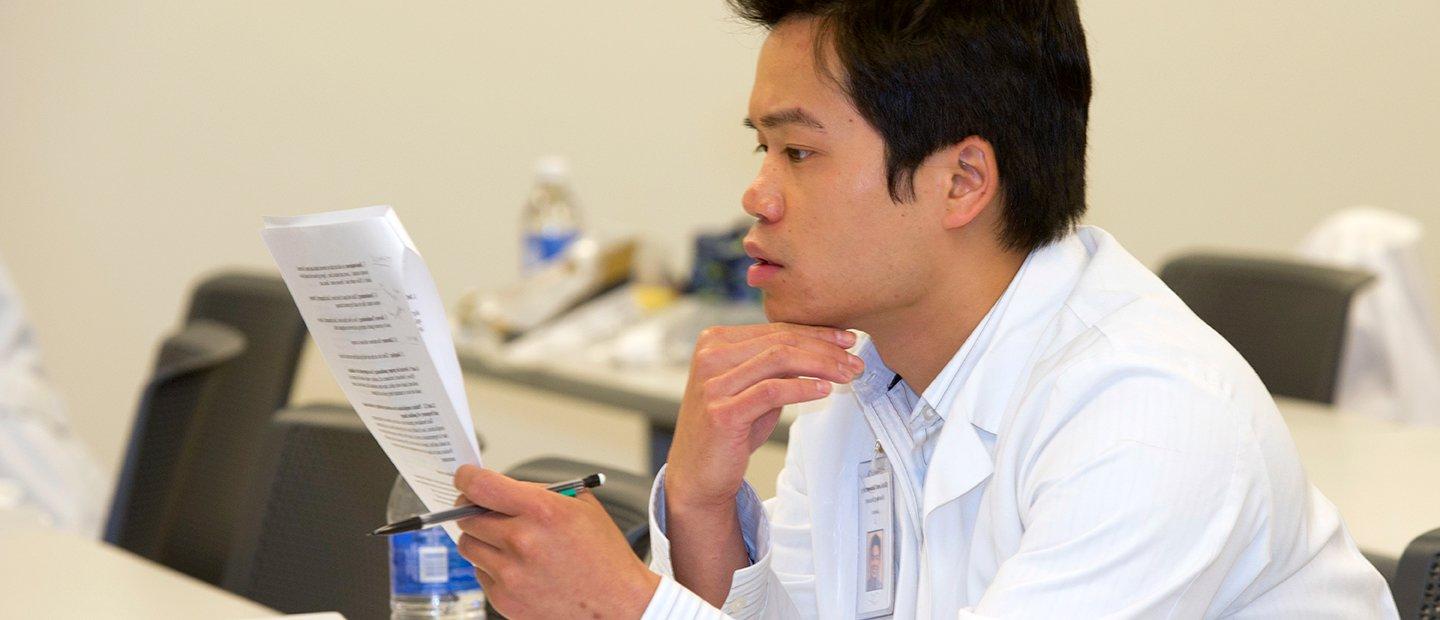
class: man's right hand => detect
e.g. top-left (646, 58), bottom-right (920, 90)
top-left (667, 323), bottom-right (861, 507)
top-left (662, 323), bottom-right (862, 605)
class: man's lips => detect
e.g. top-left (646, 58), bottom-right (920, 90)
top-left (744, 242), bottom-right (785, 286)
top-left (747, 260), bottom-right (783, 287)
top-left (743, 241), bottom-right (784, 268)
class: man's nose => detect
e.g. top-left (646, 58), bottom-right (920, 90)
top-left (741, 169), bottom-right (784, 224)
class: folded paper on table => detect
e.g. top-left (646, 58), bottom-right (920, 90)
top-left (261, 206), bottom-right (481, 539)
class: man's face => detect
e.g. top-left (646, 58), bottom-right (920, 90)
top-left (742, 17), bottom-right (948, 328)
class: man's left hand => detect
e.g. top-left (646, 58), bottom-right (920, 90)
top-left (452, 465), bottom-right (661, 619)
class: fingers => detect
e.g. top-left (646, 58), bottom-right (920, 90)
top-left (575, 489), bottom-right (602, 506)
top-left (573, 489), bottom-right (607, 518)
top-left (694, 330), bottom-right (862, 377)
top-left (453, 466), bottom-right (551, 517)
top-left (699, 323), bottom-right (855, 347)
top-left (712, 378), bottom-right (833, 425)
top-left (457, 532), bottom-right (505, 574)
top-left (455, 510), bottom-right (514, 548)
top-left (707, 343), bottom-right (863, 396)
top-left (454, 509), bottom-right (555, 571)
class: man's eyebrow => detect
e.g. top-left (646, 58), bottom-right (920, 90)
top-left (742, 108), bottom-right (826, 132)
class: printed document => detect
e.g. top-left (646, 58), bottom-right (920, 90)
top-left (262, 206), bottom-right (481, 536)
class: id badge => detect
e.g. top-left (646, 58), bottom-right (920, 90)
top-left (856, 447), bottom-right (896, 619)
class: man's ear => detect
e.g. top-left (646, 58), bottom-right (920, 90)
top-left (936, 136), bottom-right (1000, 231)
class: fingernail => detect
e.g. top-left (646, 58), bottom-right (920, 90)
top-left (847, 355), bottom-right (865, 374)
top-left (835, 330), bottom-right (856, 347)
top-left (815, 380), bottom-right (832, 395)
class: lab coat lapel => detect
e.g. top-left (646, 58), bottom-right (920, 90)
top-left (920, 229), bottom-right (1094, 519)
top-left (806, 386), bottom-right (883, 619)
top-left (914, 234), bottom-right (1092, 616)
top-left (921, 421), bottom-right (993, 517)
top-left (917, 422), bottom-right (992, 618)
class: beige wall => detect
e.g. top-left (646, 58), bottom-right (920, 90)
top-left (2, 1), bottom-right (1437, 483)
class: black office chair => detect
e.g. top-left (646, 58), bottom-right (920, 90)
top-left (222, 405), bottom-right (397, 620)
top-left (158, 271), bottom-right (309, 584)
top-left (1158, 252), bottom-right (1373, 404)
top-left (1393, 528), bottom-right (1440, 619)
top-left (104, 320), bottom-right (246, 563)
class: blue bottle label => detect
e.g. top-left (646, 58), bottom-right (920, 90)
top-left (389, 528), bottom-right (482, 596)
top-left (525, 230), bottom-right (579, 267)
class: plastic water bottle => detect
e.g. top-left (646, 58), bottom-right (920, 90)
top-left (520, 155), bottom-right (583, 275)
top-left (387, 476), bottom-right (485, 619)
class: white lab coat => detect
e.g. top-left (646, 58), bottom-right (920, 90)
top-left (1298, 206), bottom-right (1440, 426)
top-left (644, 226), bottom-right (1394, 619)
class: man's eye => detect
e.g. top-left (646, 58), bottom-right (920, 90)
top-left (752, 144), bottom-right (813, 163)
top-left (785, 148), bottom-right (813, 163)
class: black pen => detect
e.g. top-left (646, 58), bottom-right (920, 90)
top-left (369, 473), bottom-right (606, 536)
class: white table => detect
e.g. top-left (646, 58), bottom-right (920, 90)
top-left (0, 525), bottom-right (277, 619)
top-left (1277, 397), bottom-right (1440, 559)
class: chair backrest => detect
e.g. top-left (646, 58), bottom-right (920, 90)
top-left (104, 320), bottom-right (245, 562)
top-left (1158, 252), bottom-right (1373, 403)
top-left (159, 271), bottom-right (308, 584)
top-left (222, 405), bottom-right (397, 620)
top-left (504, 457), bottom-right (654, 559)
top-left (1393, 527), bottom-right (1440, 619)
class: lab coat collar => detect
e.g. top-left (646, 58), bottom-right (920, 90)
top-left (948, 228), bottom-right (1091, 435)
top-left (848, 245), bottom-right (1025, 431)
top-left (848, 229), bottom-right (1091, 516)
top-left (850, 228), bottom-right (1090, 436)
top-left (925, 229), bottom-right (1091, 517)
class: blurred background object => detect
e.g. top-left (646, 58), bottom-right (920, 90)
top-left (0, 253), bottom-right (104, 536)
top-left (1158, 252), bottom-right (1373, 404)
top-left (520, 155), bottom-right (584, 276)
top-left (1299, 207), bottom-right (1440, 426)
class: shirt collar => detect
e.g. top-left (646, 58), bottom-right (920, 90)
top-left (849, 252), bottom-right (1025, 429)
top-left (848, 227), bottom-right (1093, 435)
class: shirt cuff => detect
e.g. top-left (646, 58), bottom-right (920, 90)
top-left (648, 465), bottom-right (773, 617)
top-left (640, 575), bottom-right (730, 620)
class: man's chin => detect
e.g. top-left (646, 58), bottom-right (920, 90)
top-left (761, 294), bottom-right (847, 329)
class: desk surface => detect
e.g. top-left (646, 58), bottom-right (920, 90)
top-left (0, 525), bottom-right (277, 619)
top-left (460, 344), bottom-right (1439, 559)
top-left (1278, 398), bottom-right (1440, 559)
top-left (459, 347), bottom-right (698, 432)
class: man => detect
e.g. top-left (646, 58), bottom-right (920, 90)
top-left (451, 1), bottom-right (1396, 617)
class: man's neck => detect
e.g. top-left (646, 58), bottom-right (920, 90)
top-left (862, 250), bottom-right (1027, 395)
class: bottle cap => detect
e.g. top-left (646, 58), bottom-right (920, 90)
top-left (534, 156), bottom-right (570, 183)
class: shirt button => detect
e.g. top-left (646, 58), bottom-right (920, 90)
top-left (923, 407), bottom-right (938, 421)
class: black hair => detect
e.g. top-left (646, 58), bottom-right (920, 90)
top-left (729, 0), bottom-right (1092, 251)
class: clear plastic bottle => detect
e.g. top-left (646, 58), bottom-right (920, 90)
top-left (387, 476), bottom-right (485, 619)
top-left (520, 155), bottom-right (583, 275)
